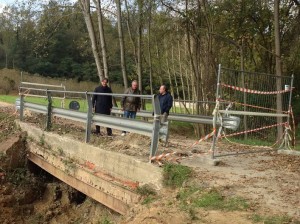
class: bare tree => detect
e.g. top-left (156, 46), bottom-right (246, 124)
top-left (94, 0), bottom-right (109, 78)
top-left (78, 0), bottom-right (104, 81)
top-left (115, 0), bottom-right (128, 89)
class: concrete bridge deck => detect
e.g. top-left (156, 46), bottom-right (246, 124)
top-left (16, 120), bottom-right (163, 215)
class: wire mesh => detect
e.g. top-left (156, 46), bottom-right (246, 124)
top-left (217, 67), bottom-right (293, 150)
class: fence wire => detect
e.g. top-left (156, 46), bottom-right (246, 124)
top-left (215, 67), bottom-right (293, 153)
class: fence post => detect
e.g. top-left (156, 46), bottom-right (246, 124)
top-left (85, 92), bottom-right (93, 143)
top-left (211, 64), bottom-right (222, 159)
top-left (149, 95), bottom-right (161, 160)
top-left (20, 94), bottom-right (24, 121)
top-left (46, 90), bottom-right (52, 131)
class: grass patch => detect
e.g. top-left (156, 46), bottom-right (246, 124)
top-left (141, 195), bottom-right (156, 205)
top-left (178, 187), bottom-right (249, 212)
top-left (251, 214), bottom-right (294, 224)
top-left (194, 189), bottom-right (248, 211)
top-left (97, 216), bottom-right (113, 224)
top-left (137, 185), bottom-right (157, 196)
top-left (0, 94), bottom-right (18, 104)
top-left (170, 121), bottom-right (194, 134)
top-left (137, 185), bottom-right (157, 205)
top-left (163, 163), bottom-right (193, 188)
top-left (227, 137), bottom-right (275, 147)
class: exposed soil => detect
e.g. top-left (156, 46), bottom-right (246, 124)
top-left (0, 102), bottom-right (300, 223)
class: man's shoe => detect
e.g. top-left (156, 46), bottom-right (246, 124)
top-left (121, 133), bottom-right (126, 136)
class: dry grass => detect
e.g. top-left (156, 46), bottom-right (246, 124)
top-left (0, 68), bottom-right (124, 94)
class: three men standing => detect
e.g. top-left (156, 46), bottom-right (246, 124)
top-left (92, 78), bottom-right (113, 136)
top-left (92, 80), bottom-right (172, 136)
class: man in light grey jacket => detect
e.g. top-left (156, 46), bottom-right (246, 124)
top-left (120, 80), bottom-right (141, 135)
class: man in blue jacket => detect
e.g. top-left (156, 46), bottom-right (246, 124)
top-left (92, 78), bottom-right (113, 136)
top-left (158, 85), bottom-right (173, 123)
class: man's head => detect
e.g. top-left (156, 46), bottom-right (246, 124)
top-left (131, 80), bottom-right (138, 90)
top-left (159, 85), bottom-right (167, 95)
top-left (101, 78), bottom-right (108, 87)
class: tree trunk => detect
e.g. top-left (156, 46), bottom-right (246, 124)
top-left (166, 46), bottom-right (175, 113)
top-left (172, 46), bottom-right (181, 113)
top-left (115, 0), bottom-right (128, 89)
top-left (124, 0), bottom-right (137, 66)
top-left (147, 3), bottom-right (153, 95)
top-left (137, 0), bottom-right (143, 93)
top-left (79, 0), bottom-right (104, 81)
top-left (94, 0), bottom-right (109, 79)
top-left (274, 0), bottom-right (283, 140)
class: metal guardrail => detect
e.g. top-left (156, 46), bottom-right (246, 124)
top-left (18, 88), bottom-right (167, 159)
top-left (111, 108), bottom-right (240, 130)
top-left (17, 87), bottom-right (241, 160)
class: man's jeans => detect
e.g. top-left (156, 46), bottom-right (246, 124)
top-left (124, 111), bottom-right (137, 119)
top-left (123, 111), bottom-right (137, 133)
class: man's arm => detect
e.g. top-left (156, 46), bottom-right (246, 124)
top-left (137, 90), bottom-right (141, 110)
top-left (120, 88), bottom-right (128, 109)
top-left (166, 94), bottom-right (173, 114)
top-left (109, 88), bottom-right (113, 109)
top-left (92, 88), bottom-right (97, 108)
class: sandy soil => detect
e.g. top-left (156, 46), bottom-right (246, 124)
top-left (0, 101), bottom-right (300, 223)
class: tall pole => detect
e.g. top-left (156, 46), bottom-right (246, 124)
top-left (274, 0), bottom-right (283, 140)
top-left (240, 40), bottom-right (247, 139)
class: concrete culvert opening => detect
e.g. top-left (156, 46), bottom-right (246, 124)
top-left (28, 161), bottom-right (87, 205)
top-left (27, 160), bottom-right (57, 183)
top-left (68, 188), bottom-right (87, 205)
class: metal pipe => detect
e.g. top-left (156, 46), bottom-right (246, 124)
top-left (212, 64), bottom-right (222, 159)
top-left (222, 67), bottom-right (291, 78)
top-left (213, 148), bottom-right (277, 158)
top-left (24, 102), bottom-right (47, 113)
top-left (19, 87), bottom-right (154, 99)
top-left (21, 81), bottom-right (65, 88)
top-left (287, 74), bottom-right (294, 125)
top-left (219, 110), bottom-right (288, 117)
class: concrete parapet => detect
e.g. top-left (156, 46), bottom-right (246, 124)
top-left (16, 120), bottom-right (163, 190)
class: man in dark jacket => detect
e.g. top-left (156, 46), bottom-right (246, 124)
top-left (120, 80), bottom-right (141, 136)
top-left (158, 85), bottom-right (173, 123)
top-left (92, 78), bottom-right (113, 136)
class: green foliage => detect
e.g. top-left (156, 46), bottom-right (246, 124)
top-left (178, 187), bottom-right (249, 212)
top-left (137, 185), bottom-right (157, 196)
top-left (251, 214), bottom-right (294, 224)
top-left (193, 189), bottom-right (248, 211)
top-left (7, 168), bottom-right (30, 186)
top-left (39, 134), bottom-right (45, 146)
top-left (141, 195), bottom-right (156, 205)
top-left (163, 163), bottom-right (193, 188)
top-left (98, 216), bottom-right (113, 224)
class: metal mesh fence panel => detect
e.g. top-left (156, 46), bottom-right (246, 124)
top-left (212, 66), bottom-right (293, 157)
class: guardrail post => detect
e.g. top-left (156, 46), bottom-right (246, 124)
top-left (85, 92), bottom-right (93, 143)
top-left (46, 90), bottom-right (52, 131)
top-left (150, 95), bottom-right (161, 160)
top-left (20, 94), bottom-right (24, 121)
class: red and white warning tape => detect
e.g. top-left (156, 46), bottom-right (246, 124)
top-left (221, 83), bottom-right (292, 95)
top-left (218, 98), bottom-right (289, 114)
top-left (150, 129), bottom-right (216, 164)
top-left (220, 122), bottom-right (287, 138)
